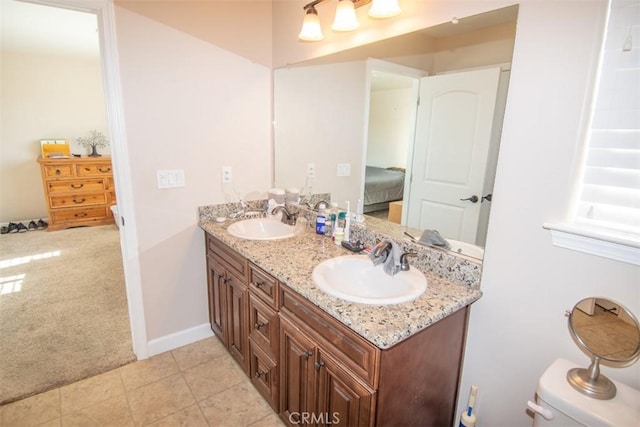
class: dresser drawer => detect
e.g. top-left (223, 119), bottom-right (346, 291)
top-left (44, 165), bottom-right (73, 178)
top-left (47, 178), bottom-right (105, 194)
top-left (51, 206), bottom-right (108, 223)
top-left (76, 163), bottom-right (112, 176)
top-left (50, 193), bottom-right (107, 208)
top-left (249, 263), bottom-right (279, 309)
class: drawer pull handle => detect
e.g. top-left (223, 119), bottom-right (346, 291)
top-left (85, 168), bottom-right (91, 171)
top-left (303, 351), bottom-right (313, 360)
top-left (74, 212), bottom-right (88, 218)
top-left (314, 360), bottom-right (325, 371)
top-left (255, 322), bottom-right (265, 330)
top-left (99, 167), bottom-right (111, 173)
top-left (70, 183), bottom-right (84, 189)
top-left (254, 281), bottom-right (264, 288)
top-left (72, 198), bottom-right (86, 204)
top-left (55, 169), bottom-right (61, 175)
top-left (255, 371), bottom-right (267, 379)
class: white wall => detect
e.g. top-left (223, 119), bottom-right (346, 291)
top-left (366, 88), bottom-right (413, 169)
top-left (274, 61), bottom-right (367, 206)
top-left (114, 6), bottom-right (272, 342)
top-left (458, 2), bottom-right (640, 425)
top-left (0, 52), bottom-right (108, 222)
top-left (272, 1), bottom-right (640, 426)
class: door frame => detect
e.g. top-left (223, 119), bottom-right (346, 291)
top-left (22, 0), bottom-right (148, 358)
top-left (360, 58), bottom-right (425, 216)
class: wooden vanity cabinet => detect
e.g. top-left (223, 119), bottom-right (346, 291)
top-left (205, 233), bottom-right (469, 427)
top-left (205, 234), bottom-right (250, 374)
top-left (247, 263), bottom-right (281, 410)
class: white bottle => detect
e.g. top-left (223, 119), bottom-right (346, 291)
top-left (459, 385), bottom-right (478, 427)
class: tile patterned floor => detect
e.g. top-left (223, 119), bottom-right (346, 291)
top-left (0, 337), bottom-right (285, 427)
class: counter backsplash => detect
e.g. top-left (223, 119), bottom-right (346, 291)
top-left (198, 197), bottom-right (481, 289)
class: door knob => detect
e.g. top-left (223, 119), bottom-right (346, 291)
top-left (460, 195), bottom-right (479, 203)
top-left (482, 194), bottom-right (492, 202)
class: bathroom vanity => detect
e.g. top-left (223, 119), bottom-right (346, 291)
top-left (200, 205), bottom-right (481, 426)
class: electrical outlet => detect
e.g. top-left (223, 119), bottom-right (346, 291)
top-left (307, 163), bottom-right (316, 179)
top-left (222, 166), bottom-right (232, 184)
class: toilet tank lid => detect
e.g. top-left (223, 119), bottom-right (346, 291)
top-left (537, 358), bottom-right (640, 426)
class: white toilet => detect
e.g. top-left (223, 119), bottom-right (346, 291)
top-left (529, 358), bottom-right (640, 426)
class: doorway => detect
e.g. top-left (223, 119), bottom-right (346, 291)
top-left (8, 0), bottom-right (146, 360)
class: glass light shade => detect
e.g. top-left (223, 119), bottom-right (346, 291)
top-left (298, 8), bottom-right (323, 41)
top-left (368, 0), bottom-right (401, 18)
top-left (332, 0), bottom-right (359, 32)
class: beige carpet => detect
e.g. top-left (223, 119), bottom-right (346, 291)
top-left (0, 225), bottom-right (135, 404)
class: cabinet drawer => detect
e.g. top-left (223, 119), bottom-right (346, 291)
top-left (51, 206), bottom-right (108, 223)
top-left (207, 234), bottom-right (248, 280)
top-left (44, 165), bottom-right (73, 178)
top-left (50, 193), bottom-right (107, 208)
top-left (47, 178), bottom-right (105, 194)
top-left (280, 286), bottom-right (379, 388)
top-left (76, 163), bottom-right (112, 176)
top-left (249, 338), bottom-right (278, 411)
top-left (249, 263), bottom-right (279, 309)
top-left (249, 293), bottom-right (279, 359)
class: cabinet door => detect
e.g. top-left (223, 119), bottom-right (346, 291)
top-left (226, 272), bottom-right (249, 373)
top-left (316, 349), bottom-right (375, 427)
top-left (280, 316), bottom-right (316, 427)
top-left (206, 256), bottom-right (227, 343)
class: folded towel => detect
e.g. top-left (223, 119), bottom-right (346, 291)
top-left (368, 239), bottom-right (403, 276)
top-left (419, 230), bottom-right (451, 250)
top-left (383, 241), bottom-right (403, 276)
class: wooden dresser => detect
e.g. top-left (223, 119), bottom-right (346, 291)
top-left (37, 156), bottom-right (116, 231)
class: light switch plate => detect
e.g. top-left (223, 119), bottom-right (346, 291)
top-left (337, 163), bottom-right (351, 177)
top-left (157, 169), bottom-right (185, 189)
top-left (307, 163), bottom-right (316, 179)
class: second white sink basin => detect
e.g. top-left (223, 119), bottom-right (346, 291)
top-left (312, 255), bottom-right (427, 305)
top-left (227, 218), bottom-right (296, 241)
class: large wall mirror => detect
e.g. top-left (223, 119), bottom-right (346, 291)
top-left (274, 5), bottom-right (518, 260)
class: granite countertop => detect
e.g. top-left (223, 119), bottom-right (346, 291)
top-left (199, 216), bottom-right (482, 350)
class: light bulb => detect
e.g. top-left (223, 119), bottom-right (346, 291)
top-left (298, 7), bottom-right (323, 41)
top-left (332, 0), bottom-right (359, 32)
top-left (368, 0), bottom-right (401, 19)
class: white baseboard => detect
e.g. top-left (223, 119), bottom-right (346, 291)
top-left (146, 323), bottom-right (214, 358)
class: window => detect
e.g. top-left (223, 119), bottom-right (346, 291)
top-left (545, 0), bottom-right (640, 265)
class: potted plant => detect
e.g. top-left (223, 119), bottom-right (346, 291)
top-left (76, 130), bottom-right (109, 157)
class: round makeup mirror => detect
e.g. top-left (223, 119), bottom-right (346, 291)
top-left (567, 297), bottom-right (640, 400)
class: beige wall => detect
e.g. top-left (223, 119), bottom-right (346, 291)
top-left (0, 52), bottom-right (108, 222)
top-left (114, 5), bottom-right (272, 341)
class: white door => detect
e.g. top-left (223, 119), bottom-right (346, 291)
top-left (406, 67), bottom-right (500, 243)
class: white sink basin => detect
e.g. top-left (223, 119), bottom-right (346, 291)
top-left (447, 239), bottom-right (484, 260)
top-left (227, 218), bottom-right (296, 241)
top-left (312, 255), bottom-right (427, 305)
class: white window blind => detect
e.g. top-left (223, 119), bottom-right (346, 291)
top-left (575, 0), bottom-right (640, 238)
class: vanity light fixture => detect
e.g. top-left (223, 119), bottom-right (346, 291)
top-left (299, 5), bottom-right (324, 41)
top-left (332, 0), bottom-right (359, 31)
top-left (298, 0), bottom-right (401, 42)
top-left (368, 0), bottom-right (401, 19)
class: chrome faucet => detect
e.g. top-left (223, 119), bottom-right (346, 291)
top-left (372, 240), bottom-right (393, 261)
top-left (272, 205), bottom-right (297, 226)
top-left (400, 252), bottom-right (417, 271)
